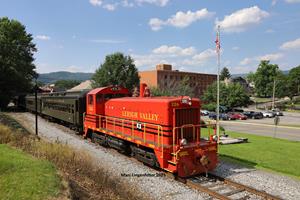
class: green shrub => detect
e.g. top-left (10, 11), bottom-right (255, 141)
top-left (202, 103), bottom-right (216, 111)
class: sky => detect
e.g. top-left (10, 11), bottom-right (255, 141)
top-left (1, 0), bottom-right (300, 74)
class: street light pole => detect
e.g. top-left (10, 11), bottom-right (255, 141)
top-left (216, 25), bottom-right (221, 143)
top-left (35, 78), bottom-right (38, 136)
top-left (272, 79), bottom-right (276, 110)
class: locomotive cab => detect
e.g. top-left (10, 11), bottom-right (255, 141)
top-left (84, 86), bottom-right (130, 132)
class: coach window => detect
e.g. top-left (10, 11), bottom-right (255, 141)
top-left (88, 95), bottom-right (93, 105)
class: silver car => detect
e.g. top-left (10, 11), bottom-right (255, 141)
top-left (262, 111), bottom-right (275, 118)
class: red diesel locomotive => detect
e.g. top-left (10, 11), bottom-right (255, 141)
top-left (83, 84), bottom-right (218, 177)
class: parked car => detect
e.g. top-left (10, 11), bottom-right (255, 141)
top-left (227, 112), bottom-right (238, 120)
top-left (200, 110), bottom-right (210, 116)
top-left (228, 112), bottom-right (247, 120)
top-left (243, 111), bottom-right (263, 119)
top-left (271, 109), bottom-right (283, 116)
top-left (262, 111), bottom-right (275, 118)
top-left (208, 112), bottom-right (229, 120)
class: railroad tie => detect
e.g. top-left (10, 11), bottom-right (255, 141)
top-left (222, 188), bottom-right (245, 197)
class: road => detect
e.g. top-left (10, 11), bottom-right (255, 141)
top-left (220, 120), bottom-right (300, 141)
top-left (203, 112), bottom-right (300, 141)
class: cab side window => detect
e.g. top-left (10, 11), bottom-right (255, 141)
top-left (96, 94), bottom-right (103, 103)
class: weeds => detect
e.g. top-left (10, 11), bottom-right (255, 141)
top-left (0, 123), bottom-right (140, 200)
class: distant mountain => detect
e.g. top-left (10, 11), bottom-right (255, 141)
top-left (38, 71), bottom-right (94, 84)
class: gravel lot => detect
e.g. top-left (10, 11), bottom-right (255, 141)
top-left (7, 112), bottom-right (300, 200)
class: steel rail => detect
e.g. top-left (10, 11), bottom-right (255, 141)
top-left (184, 173), bottom-right (282, 200)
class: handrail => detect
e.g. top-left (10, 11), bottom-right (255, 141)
top-left (85, 113), bottom-right (164, 155)
top-left (172, 123), bottom-right (216, 157)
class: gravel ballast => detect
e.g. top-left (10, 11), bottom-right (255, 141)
top-left (7, 112), bottom-right (300, 200)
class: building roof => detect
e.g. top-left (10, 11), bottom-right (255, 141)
top-left (68, 80), bottom-right (93, 91)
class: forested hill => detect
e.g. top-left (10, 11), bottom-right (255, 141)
top-left (38, 71), bottom-right (94, 83)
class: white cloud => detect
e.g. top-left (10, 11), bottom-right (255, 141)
top-left (152, 45), bottom-right (196, 56)
top-left (271, 0), bottom-right (277, 6)
top-left (232, 46), bottom-right (240, 51)
top-left (183, 49), bottom-right (216, 66)
top-left (149, 18), bottom-right (165, 31)
top-left (135, 0), bottom-right (169, 7)
top-left (90, 39), bottom-right (125, 44)
top-left (258, 53), bottom-right (283, 61)
top-left (280, 38), bottom-right (300, 50)
top-left (65, 65), bottom-right (83, 73)
top-left (103, 3), bottom-right (117, 11)
top-left (36, 35), bottom-right (51, 40)
top-left (90, 0), bottom-right (169, 10)
top-left (149, 8), bottom-right (214, 31)
top-left (240, 53), bottom-right (284, 65)
top-left (132, 54), bottom-right (170, 68)
top-left (89, 0), bottom-right (103, 6)
top-left (240, 57), bottom-right (252, 65)
top-left (122, 0), bottom-right (134, 7)
top-left (216, 6), bottom-right (269, 33)
top-left (265, 29), bottom-right (275, 33)
top-left (285, 0), bottom-right (300, 3)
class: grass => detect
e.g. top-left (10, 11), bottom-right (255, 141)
top-left (252, 97), bottom-right (274, 103)
top-left (201, 128), bottom-right (300, 178)
top-left (0, 144), bottom-right (61, 200)
top-left (0, 116), bottom-right (141, 200)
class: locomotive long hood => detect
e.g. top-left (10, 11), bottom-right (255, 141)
top-left (104, 97), bottom-right (200, 125)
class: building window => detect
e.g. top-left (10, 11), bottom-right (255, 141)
top-left (170, 75), bottom-right (173, 79)
top-left (165, 75), bottom-right (168, 79)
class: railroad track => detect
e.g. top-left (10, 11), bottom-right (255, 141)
top-left (185, 173), bottom-right (282, 200)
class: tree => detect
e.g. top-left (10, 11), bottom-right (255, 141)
top-left (287, 66), bottom-right (300, 96)
top-left (0, 17), bottom-right (37, 108)
top-left (220, 67), bottom-right (231, 81)
top-left (92, 53), bottom-right (139, 91)
top-left (274, 72), bottom-right (289, 98)
top-left (54, 80), bottom-right (81, 90)
top-left (151, 76), bottom-right (195, 97)
top-left (246, 71), bottom-right (255, 83)
top-left (150, 87), bottom-right (172, 96)
top-left (173, 76), bottom-right (195, 97)
top-left (202, 82), bottom-right (250, 108)
top-left (253, 60), bottom-right (279, 97)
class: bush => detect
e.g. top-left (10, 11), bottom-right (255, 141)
top-left (202, 103), bottom-right (216, 111)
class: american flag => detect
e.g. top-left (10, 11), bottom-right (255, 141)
top-left (215, 29), bottom-right (220, 53)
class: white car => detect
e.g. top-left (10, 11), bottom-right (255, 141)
top-left (271, 109), bottom-right (283, 116)
top-left (262, 111), bottom-right (275, 118)
top-left (200, 110), bottom-right (210, 116)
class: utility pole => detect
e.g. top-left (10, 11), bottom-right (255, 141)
top-left (35, 78), bottom-right (38, 136)
top-left (272, 79), bottom-right (276, 110)
top-left (216, 25), bottom-right (221, 143)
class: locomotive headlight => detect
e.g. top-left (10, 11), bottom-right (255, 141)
top-left (180, 138), bottom-right (187, 146)
top-left (212, 135), bottom-right (218, 142)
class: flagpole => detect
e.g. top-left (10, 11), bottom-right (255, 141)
top-left (216, 25), bottom-right (220, 143)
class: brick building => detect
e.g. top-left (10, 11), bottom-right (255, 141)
top-left (139, 64), bottom-right (217, 97)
